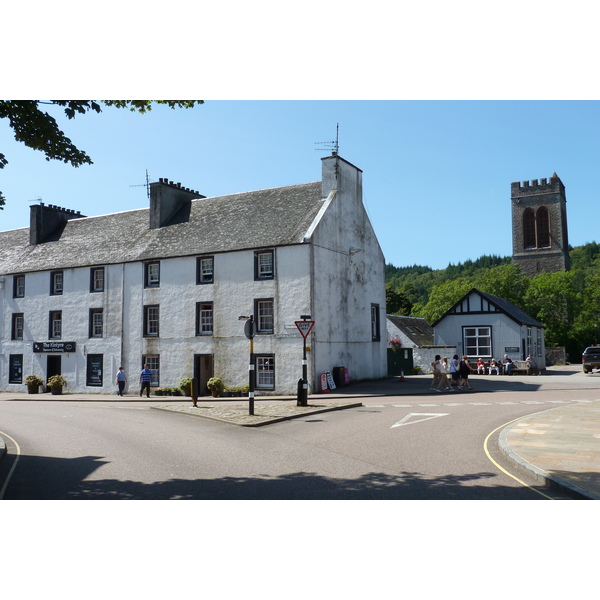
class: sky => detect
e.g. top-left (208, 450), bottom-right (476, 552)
top-left (2, 100), bottom-right (600, 270)
top-left (3, 2), bottom-right (597, 579)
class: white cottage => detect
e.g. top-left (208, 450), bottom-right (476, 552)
top-left (0, 155), bottom-right (387, 395)
top-left (432, 288), bottom-right (545, 368)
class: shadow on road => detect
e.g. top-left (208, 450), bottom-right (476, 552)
top-left (2, 452), bottom-right (556, 500)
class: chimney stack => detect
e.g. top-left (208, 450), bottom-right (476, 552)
top-left (30, 203), bottom-right (86, 245)
top-left (149, 178), bottom-right (205, 229)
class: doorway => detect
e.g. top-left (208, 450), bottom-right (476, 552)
top-left (47, 355), bottom-right (61, 390)
top-left (194, 354), bottom-right (214, 396)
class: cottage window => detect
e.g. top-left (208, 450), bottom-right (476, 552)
top-left (144, 305), bottom-right (159, 337)
top-left (196, 302), bottom-right (213, 335)
top-left (143, 355), bottom-right (160, 386)
top-left (13, 274), bottom-right (25, 298)
top-left (90, 267), bottom-right (105, 292)
top-left (197, 256), bottom-right (214, 284)
top-left (12, 313), bottom-right (24, 340)
top-left (90, 309), bottom-right (103, 338)
top-left (50, 311), bottom-right (62, 339)
top-left (51, 271), bottom-right (63, 295)
top-left (256, 355), bottom-right (275, 389)
top-left (255, 298), bottom-right (274, 333)
top-left (463, 326), bottom-right (491, 357)
top-left (255, 250), bottom-right (274, 280)
top-left (144, 262), bottom-right (160, 288)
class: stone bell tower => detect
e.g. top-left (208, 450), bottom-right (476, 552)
top-left (510, 173), bottom-right (570, 276)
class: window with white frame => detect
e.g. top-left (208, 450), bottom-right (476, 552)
top-left (90, 309), bottom-right (103, 338)
top-left (197, 256), bottom-right (214, 284)
top-left (50, 311), bottom-right (62, 339)
top-left (527, 327), bottom-right (533, 357)
top-left (143, 355), bottom-right (160, 386)
top-left (50, 271), bottom-right (63, 295)
top-left (144, 262), bottom-right (160, 288)
top-left (255, 298), bottom-right (274, 333)
top-left (256, 355), bottom-right (275, 389)
top-left (144, 305), bottom-right (159, 337)
top-left (196, 302), bottom-right (213, 335)
top-left (13, 274), bottom-right (25, 298)
top-left (12, 313), bottom-right (24, 340)
top-left (463, 326), bottom-right (491, 357)
top-left (90, 267), bottom-right (105, 292)
top-left (255, 250), bottom-right (274, 280)
top-left (537, 329), bottom-right (542, 356)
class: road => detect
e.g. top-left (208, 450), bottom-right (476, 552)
top-left (2, 383), bottom-right (594, 500)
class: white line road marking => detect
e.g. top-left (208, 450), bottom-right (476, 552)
top-left (391, 413), bottom-right (449, 429)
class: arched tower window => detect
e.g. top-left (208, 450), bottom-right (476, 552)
top-left (537, 206), bottom-right (550, 247)
top-left (523, 208), bottom-right (536, 249)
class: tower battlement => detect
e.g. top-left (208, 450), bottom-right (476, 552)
top-left (511, 173), bottom-right (564, 197)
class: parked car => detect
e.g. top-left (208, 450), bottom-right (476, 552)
top-left (582, 346), bottom-right (600, 373)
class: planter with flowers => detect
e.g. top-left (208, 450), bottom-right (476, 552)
top-left (47, 374), bottom-right (68, 395)
top-left (25, 374), bottom-right (44, 394)
top-left (390, 338), bottom-right (402, 351)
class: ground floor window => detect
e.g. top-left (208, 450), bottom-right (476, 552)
top-left (463, 326), bottom-right (491, 357)
top-left (87, 354), bottom-right (103, 386)
top-left (255, 355), bottom-right (275, 389)
top-left (9, 354), bottom-right (23, 384)
top-left (143, 355), bottom-right (160, 386)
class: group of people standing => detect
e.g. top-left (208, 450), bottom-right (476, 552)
top-left (430, 352), bottom-right (541, 391)
top-left (430, 354), bottom-right (474, 392)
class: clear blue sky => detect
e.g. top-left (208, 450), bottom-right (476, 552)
top-left (2, 100), bottom-right (599, 270)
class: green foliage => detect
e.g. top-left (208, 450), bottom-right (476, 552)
top-left (386, 244), bottom-right (600, 360)
top-left (386, 284), bottom-right (413, 315)
top-left (0, 100), bottom-right (203, 208)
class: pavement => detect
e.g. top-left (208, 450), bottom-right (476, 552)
top-left (2, 364), bottom-right (600, 499)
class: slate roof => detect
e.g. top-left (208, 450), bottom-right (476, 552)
top-left (0, 181), bottom-right (325, 275)
top-left (387, 315), bottom-right (434, 346)
top-left (432, 288), bottom-right (543, 328)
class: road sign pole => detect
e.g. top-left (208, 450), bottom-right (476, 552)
top-left (295, 317), bottom-right (314, 407)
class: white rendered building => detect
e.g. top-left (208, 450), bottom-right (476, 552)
top-left (0, 155), bottom-right (387, 395)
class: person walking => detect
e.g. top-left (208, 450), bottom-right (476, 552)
top-left (439, 357), bottom-right (452, 390)
top-left (459, 355), bottom-right (474, 390)
top-left (449, 354), bottom-right (461, 390)
top-left (116, 366), bottom-right (127, 396)
top-left (139, 363), bottom-right (152, 398)
top-left (430, 355), bottom-right (443, 392)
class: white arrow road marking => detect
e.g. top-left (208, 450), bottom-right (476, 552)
top-left (391, 413), bottom-right (449, 429)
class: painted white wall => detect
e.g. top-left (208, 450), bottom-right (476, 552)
top-left (0, 158), bottom-right (388, 395)
top-left (309, 157), bottom-right (387, 384)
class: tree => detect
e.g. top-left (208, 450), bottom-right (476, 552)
top-left (0, 100), bottom-right (203, 208)
top-left (386, 284), bottom-right (413, 315)
top-left (413, 278), bottom-right (472, 324)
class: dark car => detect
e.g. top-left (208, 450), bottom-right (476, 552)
top-left (582, 346), bottom-right (600, 373)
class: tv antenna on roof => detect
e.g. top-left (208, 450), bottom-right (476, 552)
top-left (130, 169), bottom-right (150, 199)
top-left (315, 123), bottom-right (339, 156)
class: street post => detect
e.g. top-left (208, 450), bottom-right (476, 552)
top-left (295, 315), bottom-right (314, 407)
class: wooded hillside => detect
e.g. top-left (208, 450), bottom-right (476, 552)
top-left (385, 244), bottom-right (600, 361)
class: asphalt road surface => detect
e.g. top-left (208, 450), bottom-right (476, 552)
top-left (3, 383), bottom-right (595, 500)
